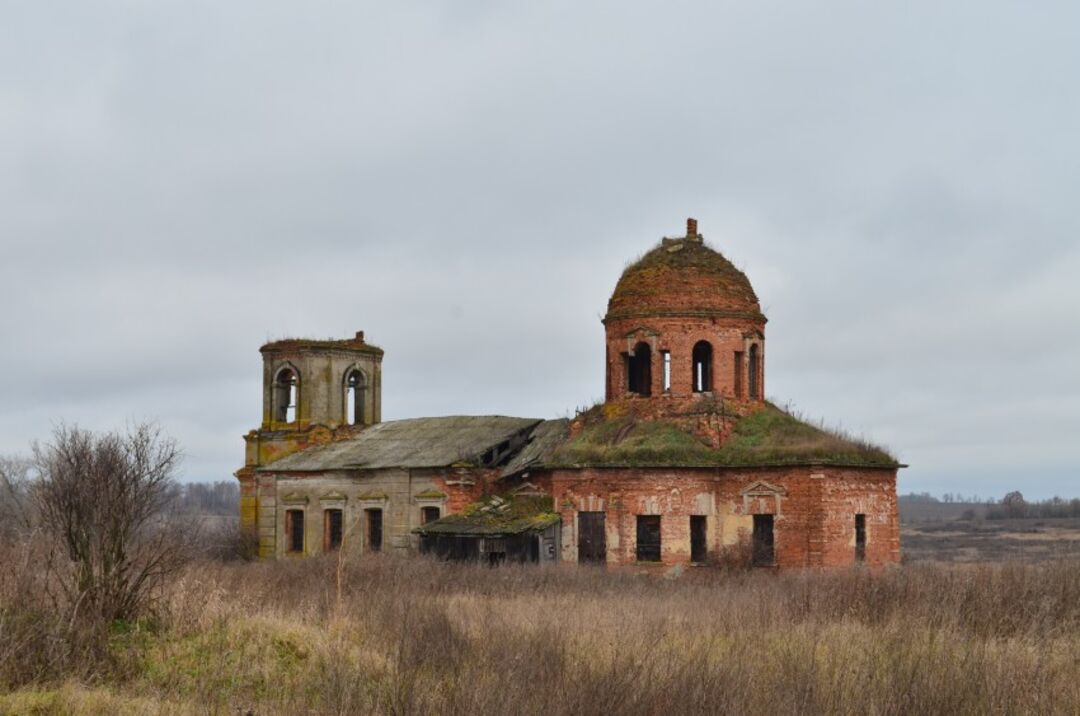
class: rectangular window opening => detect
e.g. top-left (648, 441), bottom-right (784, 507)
top-left (286, 509), bottom-right (305, 553)
top-left (366, 508), bottom-right (383, 552)
top-left (421, 506), bottom-right (441, 525)
top-left (855, 514), bottom-right (866, 563)
top-left (324, 509), bottom-right (343, 551)
top-left (662, 351), bottom-right (672, 392)
top-left (734, 351), bottom-right (744, 399)
top-left (690, 515), bottom-right (707, 563)
top-left (636, 515), bottom-right (662, 562)
top-left (752, 514), bottom-right (775, 566)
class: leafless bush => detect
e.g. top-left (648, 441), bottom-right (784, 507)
top-left (33, 422), bottom-right (189, 624)
top-left (0, 455), bottom-right (35, 542)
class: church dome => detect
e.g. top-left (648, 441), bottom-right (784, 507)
top-left (605, 220), bottom-right (765, 324)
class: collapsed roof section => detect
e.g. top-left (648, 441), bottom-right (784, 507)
top-left (258, 415), bottom-right (569, 476)
top-left (414, 490), bottom-right (560, 537)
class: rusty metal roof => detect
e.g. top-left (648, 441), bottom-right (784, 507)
top-left (258, 416), bottom-right (546, 472)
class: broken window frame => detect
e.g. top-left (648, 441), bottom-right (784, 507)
top-left (692, 340), bottom-right (713, 393)
top-left (421, 506), bottom-right (441, 525)
top-left (324, 508), bottom-right (343, 551)
top-left (626, 342), bottom-right (652, 397)
top-left (285, 509), bottom-right (305, 554)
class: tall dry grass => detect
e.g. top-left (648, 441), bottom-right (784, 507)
top-left (4, 550), bottom-right (1080, 714)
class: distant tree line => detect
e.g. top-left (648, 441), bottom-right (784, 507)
top-left (900, 491), bottom-right (1080, 520)
top-left (984, 492), bottom-right (1080, 520)
top-left (166, 480), bottom-right (239, 516)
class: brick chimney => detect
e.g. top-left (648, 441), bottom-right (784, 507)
top-left (354, 331), bottom-right (365, 343)
top-left (687, 217), bottom-right (698, 238)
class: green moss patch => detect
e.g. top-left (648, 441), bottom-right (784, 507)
top-left (416, 494), bottom-right (560, 536)
top-left (550, 403), bottom-right (897, 468)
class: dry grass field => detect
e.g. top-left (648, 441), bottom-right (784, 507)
top-left (902, 518), bottom-right (1080, 563)
top-left (4, 549), bottom-right (1080, 715)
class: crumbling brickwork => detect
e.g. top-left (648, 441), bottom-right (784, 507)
top-left (251, 465), bottom-right (497, 558)
top-left (604, 222), bottom-right (766, 420)
top-left (547, 465), bottom-right (899, 568)
top-left (237, 332), bottom-right (383, 541)
top-left (235, 218), bottom-right (903, 569)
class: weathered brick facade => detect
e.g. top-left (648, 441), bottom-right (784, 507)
top-left (544, 465), bottom-right (899, 568)
top-left (237, 218), bottom-right (902, 568)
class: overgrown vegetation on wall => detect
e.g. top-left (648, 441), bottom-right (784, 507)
top-left (552, 402), bottom-right (896, 468)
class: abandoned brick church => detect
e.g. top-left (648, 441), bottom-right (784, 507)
top-left (236, 219), bottom-right (902, 568)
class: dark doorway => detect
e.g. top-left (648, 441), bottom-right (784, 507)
top-left (421, 506), bottom-right (441, 525)
top-left (636, 515), bottom-right (661, 562)
top-left (627, 342), bottom-right (652, 396)
top-left (752, 514), bottom-right (775, 566)
top-left (692, 341), bottom-right (713, 392)
top-left (690, 516), bottom-right (707, 563)
top-left (578, 511), bottom-right (606, 564)
top-left (324, 509), bottom-right (343, 551)
top-left (855, 514), bottom-right (866, 563)
top-left (367, 508), bottom-right (383, 552)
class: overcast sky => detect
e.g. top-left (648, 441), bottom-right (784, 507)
top-left (2, 2), bottom-right (1078, 499)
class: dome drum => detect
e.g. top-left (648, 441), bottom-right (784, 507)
top-left (604, 220), bottom-right (766, 404)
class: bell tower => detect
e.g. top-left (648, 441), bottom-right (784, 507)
top-left (236, 331), bottom-right (383, 544)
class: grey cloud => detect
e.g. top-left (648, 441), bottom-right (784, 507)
top-left (2, 1), bottom-right (1078, 498)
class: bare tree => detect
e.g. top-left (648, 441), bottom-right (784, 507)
top-left (1002, 490), bottom-right (1027, 519)
top-left (0, 454), bottom-right (35, 540)
top-left (33, 423), bottom-right (186, 622)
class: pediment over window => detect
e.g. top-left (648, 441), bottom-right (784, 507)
top-left (623, 326), bottom-right (659, 340)
top-left (320, 490), bottom-right (347, 502)
top-left (741, 480), bottom-right (786, 497)
top-left (511, 482), bottom-right (547, 497)
top-left (281, 492), bottom-right (309, 505)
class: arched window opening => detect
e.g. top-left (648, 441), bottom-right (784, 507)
top-left (345, 369), bottom-right (366, 425)
top-left (626, 342), bottom-right (652, 396)
top-left (748, 344), bottom-right (761, 399)
top-left (273, 367), bottom-right (298, 423)
top-left (692, 341), bottom-right (713, 393)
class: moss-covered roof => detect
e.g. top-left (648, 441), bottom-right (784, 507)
top-left (606, 237), bottom-right (765, 323)
top-left (414, 494), bottom-right (560, 536)
top-left (261, 336), bottom-right (383, 355)
top-left (548, 403), bottom-right (899, 469)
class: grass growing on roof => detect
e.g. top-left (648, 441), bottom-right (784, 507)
top-left (717, 404), bottom-right (897, 466)
top-left (550, 402), bottom-right (897, 468)
top-left (416, 495), bottom-right (560, 535)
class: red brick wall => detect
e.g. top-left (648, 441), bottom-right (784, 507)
top-left (545, 465), bottom-right (899, 568)
top-left (605, 315), bottom-right (765, 402)
top-left (431, 467), bottom-right (499, 513)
